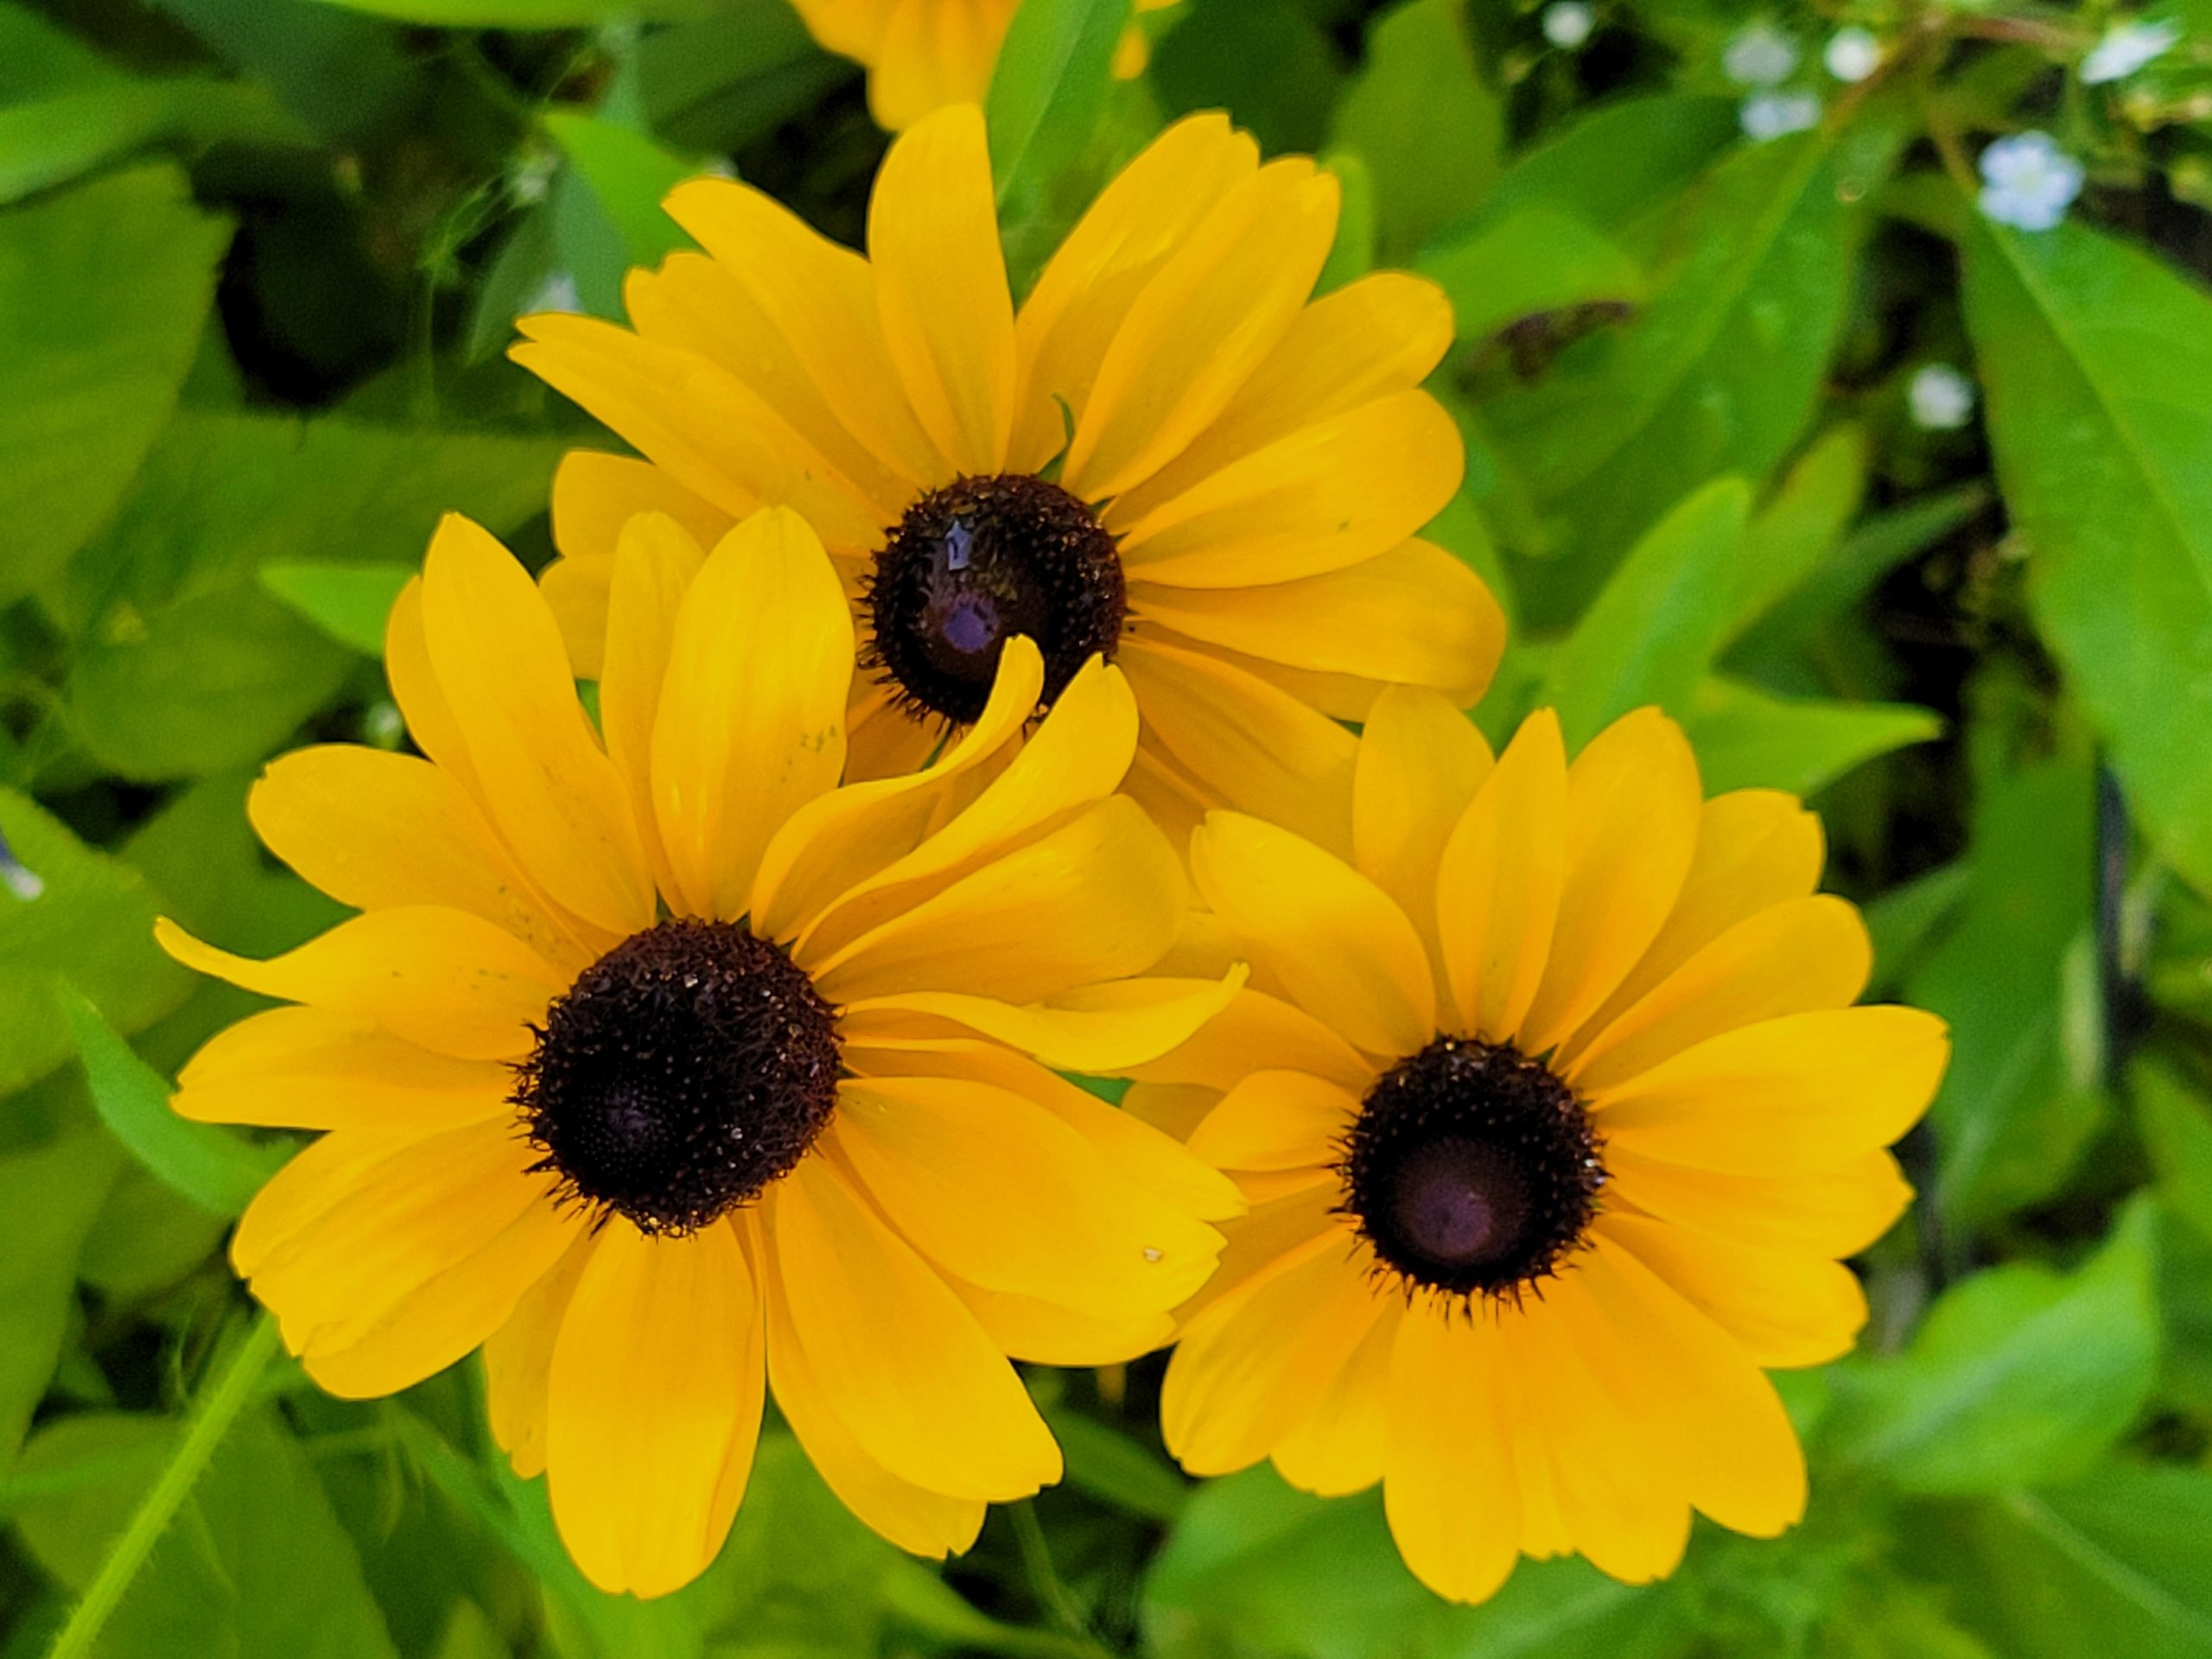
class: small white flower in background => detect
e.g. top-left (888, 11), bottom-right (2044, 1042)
top-left (1741, 90), bottom-right (1822, 141)
top-left (361, 700), bottom-right (407, 751)
top-left (1825, 25), bottom-right (1883, 82)
top-left (702, 157), bottom-right (740, 181)
top-left (510, 149), bottom-right (558, 206)
top-left (1725, 20), bottom-right (1801, 86)
top-left (1908, 364), bottom-right (1976, 431)
top-left (1978, 130), bottom-right (2085, 232)
top-left (0, 832), bottom-right (42, 903)
top-left (524, 270), bottom-right (583, 317)
top-left (2082, 18), bottom-right (2181, 84)
top-left (1542, 2), bottom-right (1595, 49)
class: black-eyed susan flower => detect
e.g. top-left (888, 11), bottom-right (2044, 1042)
top-left (156, 505), bottom-right (1245, 1597)
top-left (786, 0), bottom-right (1173, 130)
top-left (1131, 690), bottom-right (1949, 1603)
top-left (510, 105), bottom-right (1503, 854)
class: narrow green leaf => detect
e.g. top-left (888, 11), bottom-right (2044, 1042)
top-left (2137, 1061), bottom-right (2212, 1245)
top-left (988, 0), bottom-right (1130, 213)
top-left (1685, 676), bottom-right (1941, 798)
top-left (260, 560), bottom-right (414, 657)
top-left (1541, 477), bottom-right (1750, 748)
top-left (60, 987), bottom-right (279, 1218)
top-left (1727, 424), bottom-right (1867, 642)
top-left (306, 0), bottom-right (708, 21)
top-left (543, 110), bottom-right (698, 316)
top-left (1417, 205), bottom-right (1644, 344)
top-left (1047, 1409), bottom-right (1187, 1522)
top-left (0, 1134), bottom-right (120, 1466)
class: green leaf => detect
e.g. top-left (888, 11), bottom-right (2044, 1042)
top-left (1684, 677), bottom-right (1942, 797)
top-left (1908, 741), bottom-right (2103, 1225)
top-left (1832, 1201), bottom-right (2160, 1493)
top-left (1047, 1408), bottom-right (1187, 1522)
top-left (259, 560), bottom-right (414, 656)
top-left (0, 1133), bottom-right (119, 1467)
top-left (0, 164), bottom-right (228, 606)
top-left (1727, 425), bottom-right (1868, 643)
top-left (60, 987), bottom-right (281, 1218)
top-left (1961, 214), bottom-right (2212, 897)
top-left (0, 788), bottom-right (193, 1097)
top-left (1326, 0), bottom-right (1500, 264)
top-left (2137, 1060), bottom-right (2212, 1244)
top-left (305, 0), bottom-right (707, 21)
top-left (543, 108), bottom-right (697, 277)
top-left (1416, 205), bottom-right (1645, 345)
top-left (1150, 0), bottom-right (1342, 157)
top-left (1490, 114), bottom-right (1903, 586)
top-left (1918, 1465), bottom-right (2212, 1658)
top-left (988, 0), bottom-right (1131, 224)
top-left (1541, 477), bottom-right (1750, 749)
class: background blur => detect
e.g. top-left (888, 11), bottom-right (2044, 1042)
top-left (4, 0), bottom-right (2212, 1655)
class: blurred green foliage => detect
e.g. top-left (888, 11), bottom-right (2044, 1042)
top-left (3, 0), bottom-right (2212, 1654)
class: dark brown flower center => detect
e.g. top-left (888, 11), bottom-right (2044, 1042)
top-left (515, 920), bottom-right (840, 1235)
top-left (864, 473), bottom-right (1125, 726)
top-left (1338, 1037), bottom-right (1605, 1302)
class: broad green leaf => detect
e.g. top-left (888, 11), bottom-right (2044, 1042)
top-left (1417, 206), bottom-right (1645, 346)
top-left (1541, 477), bottom-right (1750, 749)
top-left (0, 164), bottom-right (228, 606)
top-left (74, 1160), bottom-right (229, 1303)
top-left (1685, 677), bottom-right (1941, 798)
top-left (1048, 1408), bottom-right (1188, 1522)
top-left (1490, 115), bottom-right (1903, 585)
top-left (1921, 1465), bottom-right (2212, 1659)
top-left (637, 9), bottom-right (849, 156)
top-left (1314, 150), bottom-right (1376, 294)
top-left (1143, 1465), bottom-right (1689, 1659)
top-left (1908, 741), bottom-right (2103, 1224)
top-left (59, 410), bottom-right (560, 780)
top-left (2138, 1060), bottom-right (2212, 1244)
top-left (1962, 214), bottom-right (2212, 897)
top-left (260, 560), bottom-right (415, 656)
top-left (1727, 424), bottom-right (1867, 643)
top-left (307, 0), bottom-right (708, 20)
top-left (0, 1133), bottom-right (119, 1467)
top-left (1150, 0), bottom-right (1342, 156)
top-left (61, 988), bottom-right (282, 1218)
top-left (988, 0), bottom-right (1130, 218)
top-left (543, 109), bottom-right (696, 274)
top-left (146, 0), bottom-right (418, 140)
top-left (1327, 0), bottom-right (1500, 264)
top-left (1832, 1201), bottom-right (2160, 1492)
top-left (0, 788), bottom-right (193, 1097)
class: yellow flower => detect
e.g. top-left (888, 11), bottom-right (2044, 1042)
top-left (511, 105), bottom-right (1502, 854)
top-left (788, 0), bottom-right (1173, 130)
top-left (156, 505), bottom-right (1245, 1598)
top-left (1132, 692), bottom-right (1950, 1603)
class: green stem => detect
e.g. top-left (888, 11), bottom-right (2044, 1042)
top-left (47, 1313), bottom-right (281, 1659)
top-left (1007, 1500), bottom-right (1093, 1642)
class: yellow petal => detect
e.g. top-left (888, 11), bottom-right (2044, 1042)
top-left (1577, 1232), bottom-right (1808, 1535)
top-left (663, 176), bottom-right (942, 490)
top-left (156, 909), bottom-right (562, 1062)
top-left (1124, 986), bottom-right (1375, 1094)
top-left (812, 796), bottom-right (1184, 1004)
top-left (762, 1249), bottom-right (987, 1558)
top-left (869, 104), bottom-right (1014, 473)
top-left (249, 745), bottom-right (599, 971)
top-left (796, 653), bottom-right (1137, 963)
top-left (1190, 811), bottom-right (1433, 1058)
top-left (548, 1221), bottom-right (765, 1598)
top-left (485, 1232), bottom-right (594, 1478)
top-left (1187, 1071), bottom-right (1358, 1173)
top-left (832, 1076), bottom-right (1224, 1318)
top-left (1173, 1182), bottom-right (1344, 1326)
top-left (1112, 392), bottom-right (1463, 588)
top-left (1011, 114), bottom-right (1257, 473)
top-left (1118, 637), bottom-right (1357, 854)
top-left (1382, 1307), bottom-right (1522, 1604)
top-left (543, 449), bottom-right (732, 677)
top-left (1352, 685), bottom-right (1495, 995)
top-left (868, 0), bottom-right (1005, 130)
top-left (1161, 1236), bottom-right (1382, 1476)
top-left (1130, 541), bottom-right (1503, 704)
top-left (652, 507), bottom-right (854, 919)
top-left (1592, 1007), bottom-right (1950, 1174)
top-left (770, 1155), bottom-right (1061, 1499)
top-left (1436, 709), bottom-right (1567, 1043)
top-left (1517, 709), bottom-right (1701, 1057)
top-left (1605, 1146), bottom-right (1912, 1258)
top-left (1578, 790), bottom-right (1825, 1040)
top-left (839, 969), bottom-right (1246, 1073)
top-left (1061, 159), bottom-right (1338, 501)
top-left (1271, 1299), bottom-right (1396, 1497)
top-left (752, 639), bottom-right (1041, 943)
top-left (418, 516), bottom-right (657, 937)
top-left (1106, 270), bottom-right (1456, 523)
top-left (947, 1274), bottom-right (1176, 1365)
top-left (1598, 1212), bottom-right (1866, 1368)
top-left (1563, 896), bottom-right (1871, 1094)
top-left (384, 578), bottom-right (479, 798)
top-left (173, 1006), bottom-right (512, 1132)
top-left (599, 511), bottom-right (707, 906)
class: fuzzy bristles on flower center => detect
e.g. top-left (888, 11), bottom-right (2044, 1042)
top-left (864, 473), bottom-right (1125, 725)
top-left (1339, 1037), bottom-right (1605, 1303)
top-left (515, 920), bottom-right (841, 1235)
